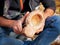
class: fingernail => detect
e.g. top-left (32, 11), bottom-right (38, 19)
top-left (27, 11), bottom-right (29, 14)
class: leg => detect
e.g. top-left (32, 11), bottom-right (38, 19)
top-left (31, 15), bottom-right (60, 45)
top-left (0, 37), bottom-right (24, 45)
top-left (0, 27), bottom-right (24, 45)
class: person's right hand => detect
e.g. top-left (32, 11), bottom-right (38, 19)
top-left (11, 12), bottom-right (29, 34)
top-left (12, 20), bottom-right (23, 34)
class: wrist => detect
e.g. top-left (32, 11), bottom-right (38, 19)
top-left (9, 20), bottom-right (17, 28)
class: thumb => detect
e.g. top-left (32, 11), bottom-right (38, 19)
top-left (20, 11), bottom-right (30, 23)
top-left (24, 11), bottom-right (30, 18)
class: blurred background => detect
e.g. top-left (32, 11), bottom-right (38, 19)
top-left (39, 0), bottom-right (60, 14)
top-left (55, 0), bottom-right (60, 14)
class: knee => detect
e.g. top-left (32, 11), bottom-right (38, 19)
top-left (46, 15), bottom-right (60, 22)
top-left (1, 37), bottom-right (24, 45)
top-left (1, 38), bottom-right (12, 45)
top-left (45, 15), bottom-right (60, 33)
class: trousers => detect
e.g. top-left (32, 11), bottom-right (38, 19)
top-left (0, 15), bottom-right (60, 45)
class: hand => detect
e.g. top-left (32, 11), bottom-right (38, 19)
top-left (12, 20), bottom-right (22, 34)
top-left (12, 12), bottom-right (29, 34)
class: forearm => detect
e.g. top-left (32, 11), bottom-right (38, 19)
top-left (0, 16), bottom-right (16, 28)
top-left (0, 12), bottom-right (29, 28)
top-left (43, 8), bottom-right (55, 20)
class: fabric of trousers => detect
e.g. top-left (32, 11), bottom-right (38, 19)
top-left (0, 15), bottom-right (60, 45)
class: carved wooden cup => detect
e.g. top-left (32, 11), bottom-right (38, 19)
top-left (23, 10), bottom-right (44, 38)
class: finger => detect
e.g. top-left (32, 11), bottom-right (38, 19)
top-left (13, 26), bottom-right (20, 34)
top-left (16, 22), bottom-right (23, 33)
top-left (24, 11), bottom-right (30, 17)
top-left (14, 29), bottom-right (20, 34)
top-left (18, 24), bottom-right (22, 33)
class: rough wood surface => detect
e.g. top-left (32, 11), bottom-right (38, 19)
top-left (23, 10), bottom-right (44, 38)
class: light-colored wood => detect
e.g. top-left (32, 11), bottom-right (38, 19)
top-left (23, 10), bottom-right (44, 38)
